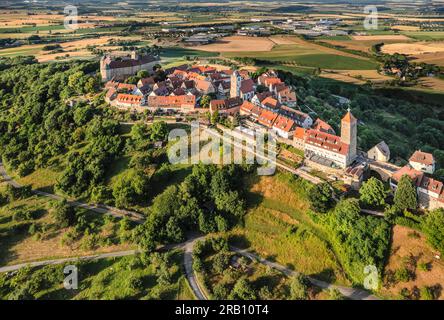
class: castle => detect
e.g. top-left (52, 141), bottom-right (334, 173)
top-left (100, 51), bottom-right (159, 82)
top-left (294, 109), bottom-right (358, 169)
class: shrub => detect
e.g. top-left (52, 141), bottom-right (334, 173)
top-left (420, 286), bottom-right (434, 300)
top-left (289, 274), bottom-right (310, 300)
top-left (394, 267), bottom-right (412, 283)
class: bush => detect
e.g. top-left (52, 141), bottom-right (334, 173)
top-left (51, 200), bottom-right (76, 228)
top-left (394, 267), bottom-right (413, 283)
top-left (420, 286), bottom-right (434, 300)
top-left (289, 274), bottom-right (310, 300)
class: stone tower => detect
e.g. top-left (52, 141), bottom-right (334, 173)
top-left (341, 108), bottom-right (357, 164)
top-left (230, 70), bottom-right (242, 98)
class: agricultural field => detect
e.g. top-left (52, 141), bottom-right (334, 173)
top-left (197, 35), bottom-right (379, 70)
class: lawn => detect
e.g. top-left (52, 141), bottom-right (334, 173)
top-left (228, 173), bottom-right (350, 285)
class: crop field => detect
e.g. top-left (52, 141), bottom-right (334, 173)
top-left (351, 35), bottom-right (412, 41)
top-left (195, 36), bottom-right (275, 52)
top-left (401, 32), bottom-right (444, 41)
top-left (381, 42), bottom-right (444, 55)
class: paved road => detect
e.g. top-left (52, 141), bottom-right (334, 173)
top-left (183, 236), bottom-right (208, 300)
top-left (361, 208), bottom-right (385, 217)
top-left (232, 247), bottom-right (380, 301)
top-left (0, 162), bottom-right (145, 223)
top-left (0, 236), bottom-right (199, 273)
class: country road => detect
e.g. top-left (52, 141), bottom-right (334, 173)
top-left (0, 162), bottom-right (145, 223)
top-left (232, 247), bottom-right (380, 301)
top-left (183, 236), bottom-right (207, 300)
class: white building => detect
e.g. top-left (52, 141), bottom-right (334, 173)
top-left (409, 150), bottom-right (435, 174)
top-left (367, 141), bottom-right (390, 162)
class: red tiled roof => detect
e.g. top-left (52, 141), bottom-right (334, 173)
top-left (305, 129), bottom-right (349, 155)
top-left (116, 94), bottom-right (143, 104)
top-left (273, 115), bottom-right (296, 133)
top-left (391, 165), bottom-right (424, 185)
top-left (194, 79), bottom-right (214, 92)
top-left (258, 110), bottom-right (279, 128)
top-left (240, 79), bottom-right (255, 94)
top-left (240, 101), bottom-right (255, 113)
top-left (264, 77), bottom-right (282, 86)
top-left (419, 176), bottom-right (443, 197)
top-left (254, 91), bottom-right (273, 103)
top-left (313, 119), bottom-right (335, 134)
top-left (262, 96), bottom-right (280, 109)
top-left (117, 83), bottom-right (137, 91)
top-left (148, 95), bottom-right (196, 109)
top-left (409, 150), bottom-right (435, 166)
top-left (294, 127), bottom-right (306, 140)
top-left (138, 77), bottom-right (155, 87)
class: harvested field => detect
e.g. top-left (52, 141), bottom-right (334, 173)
top-left (194, 36), bottom-right (275, 52)
top-left (381, 225), bottom-right (444, 300)
top-left (391, 25), bottom-right (420, 31)
top-left (381, 42), bottom-right (444, 55)
top-left (351, 35), bottom-right (412, 41)
top-left (321, 69), bottom-right (393, 84)
top-left (417, 77), bottom-right (444, 91)
top-left (411, 52), bottom-right (444, 67)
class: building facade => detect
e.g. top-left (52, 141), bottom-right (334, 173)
top-left (100, 51), bottom-right (159, 82)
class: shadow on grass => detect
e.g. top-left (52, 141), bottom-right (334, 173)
top-left (310, 268), bottom-right (336, 283)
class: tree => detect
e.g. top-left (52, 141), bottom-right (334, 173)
top-left (52, 200), bottom-right (76, 228)
top-left (201, 95), bottom-right (211, 108)
top-left (359, 177), bottom-right (388, 207)
top-left (394, 175), bottom-right (417, 211)
top-left (423, 208), bottom-right (444, 254)
top-left (112, 170), bottom-right (149, 208)
top-left (289, 274), bottom-right (310, 300)
top-left (230, 278), bottom-right (256, 300)
top-left (308, 183), bottom-right (334, 213)
top-left (150, 121), bottom-right (168, 141)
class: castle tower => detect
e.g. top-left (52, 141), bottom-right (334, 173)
top-left (341, 108), bottom-right (357, 164)
top-left (131, 51), bottom-right (139, 60)
top-left (230, 70), bottom-right (242, 98)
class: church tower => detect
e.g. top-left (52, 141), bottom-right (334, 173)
top-left (230, 70), bottom-right (242, 98)
top-left (341, 108), bottom-right (357, 164)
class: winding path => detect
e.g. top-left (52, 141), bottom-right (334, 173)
top-left (0, 162), bottom-right (145, 223)
top-left (231, 246), bottom-right (380, 300)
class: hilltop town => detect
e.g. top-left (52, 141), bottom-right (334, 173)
top-left (1, 0), bottom-right (444, 304)
top-left (102, 51), bottom-right (444, 210)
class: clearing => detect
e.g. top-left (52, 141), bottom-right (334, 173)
top-left (381, 225), bottom-right (444, 300)
top-left (228, 173), bottom-right (350, 285)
